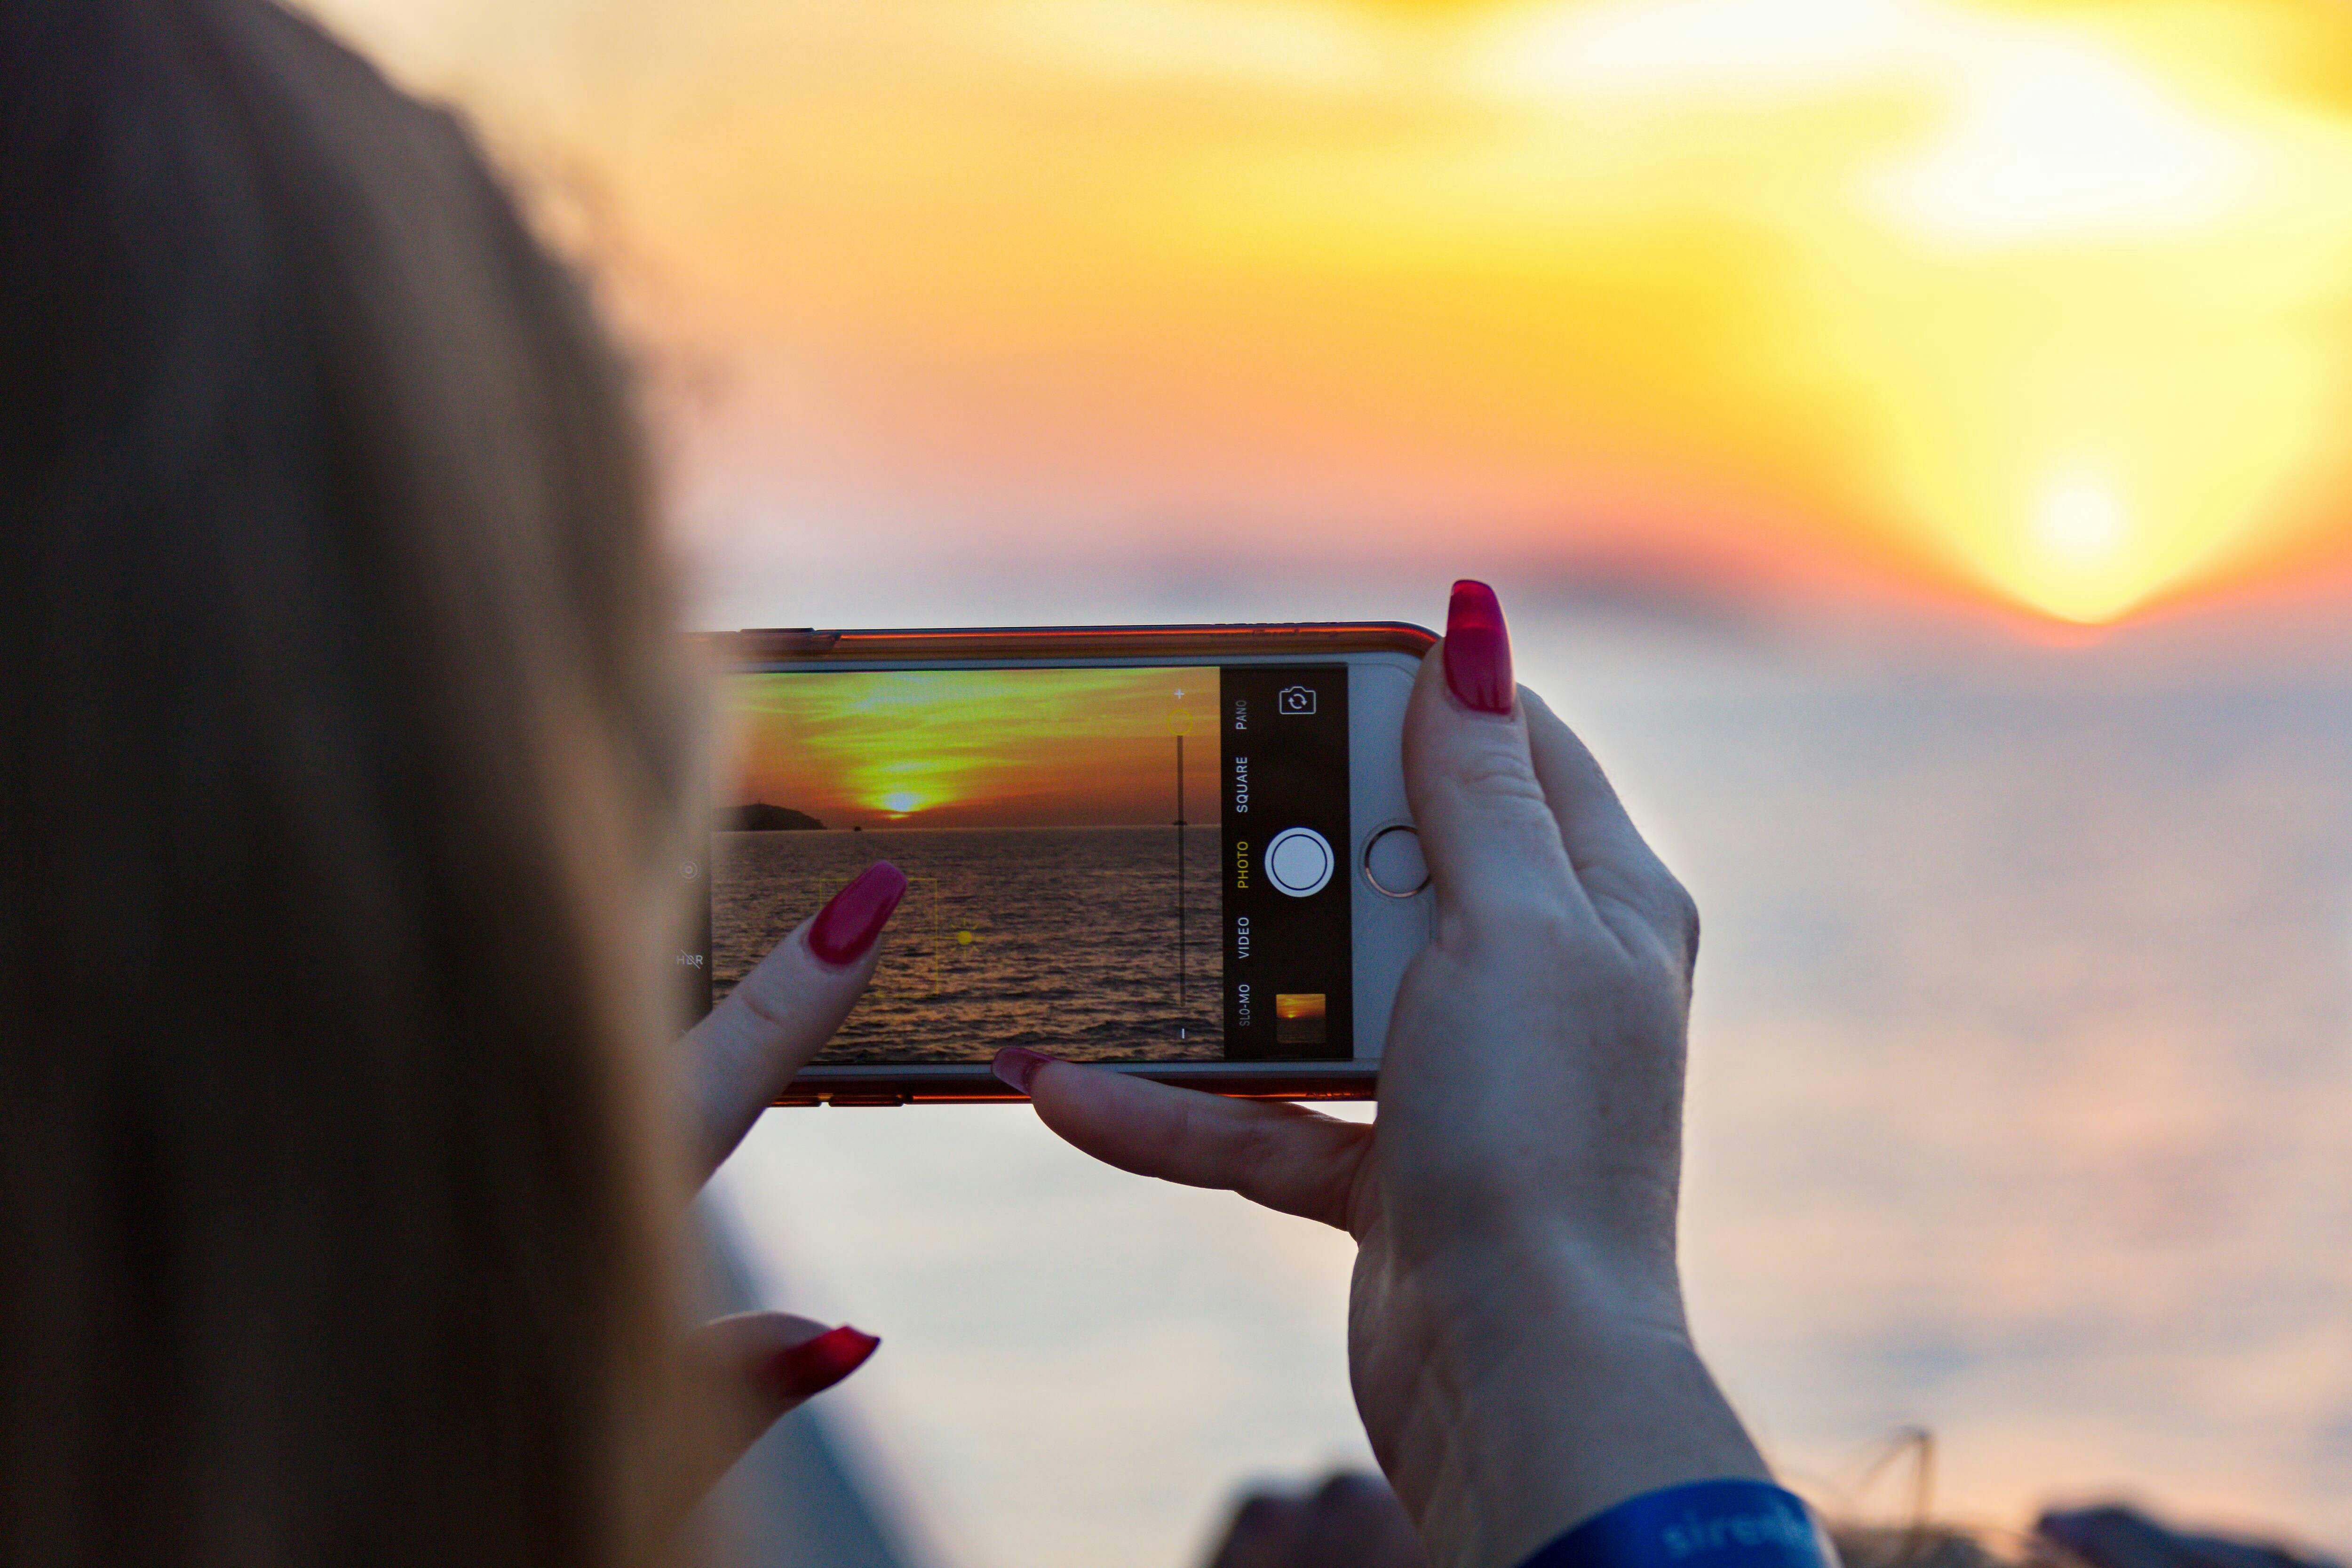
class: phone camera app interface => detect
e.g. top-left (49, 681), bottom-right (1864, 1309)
top-left (1220, 668), bottom-right (1351, 1060)
top-left (701, 663), bottom-right (1352, 1065)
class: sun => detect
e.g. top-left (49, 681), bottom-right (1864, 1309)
top-left (1444, 0), bottom-right (2352, 621)
top-left (877, 789), bottom-right (924, 817)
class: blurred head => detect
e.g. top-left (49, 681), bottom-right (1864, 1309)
top-left (0, 1), bottom-right (697, 1563)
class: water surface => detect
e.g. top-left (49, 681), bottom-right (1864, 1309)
top-left (714, 825), bottom-right (1225, 1061)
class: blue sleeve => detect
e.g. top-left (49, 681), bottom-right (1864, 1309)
top-left (1515, 1480), bottom-right (1830, 1568)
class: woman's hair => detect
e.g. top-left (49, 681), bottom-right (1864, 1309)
top-left (0, 2), bottom-right (698, 1563)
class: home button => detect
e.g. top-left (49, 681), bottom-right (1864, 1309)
top-left (1362, 824), bottom-right (1428, 898)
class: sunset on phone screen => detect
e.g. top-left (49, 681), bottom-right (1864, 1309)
top-left (728, 668), bottom-right (1219, 830)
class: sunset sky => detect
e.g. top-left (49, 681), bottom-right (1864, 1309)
top-left (728, 667), bottom-right (1222, 828)
top-left (306, 0), bottom-right (2352, 626)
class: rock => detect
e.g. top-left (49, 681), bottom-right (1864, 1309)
top-left (2036, 1506), bottom-right (2344, 1568)
top-left (722, 803), bottom-right (825, 832)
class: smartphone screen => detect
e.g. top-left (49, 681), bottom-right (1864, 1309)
top-left (698, 663), bottom-right (1355, 1064)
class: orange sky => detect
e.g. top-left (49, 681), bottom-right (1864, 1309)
top-left (728, 667), bottom-right (1223, 829)
top-left (306, 0), bottom-right (2352, 624)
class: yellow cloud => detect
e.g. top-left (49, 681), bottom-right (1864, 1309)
top-left (729, 666), bottom-right (1221, 828)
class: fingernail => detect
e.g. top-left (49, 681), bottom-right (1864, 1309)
top-left (763, 1325), bottom-right (881, 1402)
top-left (1444, 579), bottom-right (1513, 716)
top-left (807, 862), bottom-right (907, 967)
top-left (992, 1046), bottom-right (1056, 1094)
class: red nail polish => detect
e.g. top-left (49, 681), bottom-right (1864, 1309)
top-left (1444, 579), bottom-right (1513, 716)
top-left (992, 1046), bottom-right (1055, 1094)
top-left (807, 862), bottom-right (907, 967)
top-left (764, 1325), bottom-right (881, 1402)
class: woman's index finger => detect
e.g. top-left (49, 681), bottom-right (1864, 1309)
top-left (1021, 1058), bottom-right (1372, 1233)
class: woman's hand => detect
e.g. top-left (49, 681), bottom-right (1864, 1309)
top-left (995, 583), bottom-right (1768, 1568)
top-left (672, 861), bottom-right (906, 1499)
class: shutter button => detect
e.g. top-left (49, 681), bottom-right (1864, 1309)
top-left (1265, 827), bottom-right (1336, 897)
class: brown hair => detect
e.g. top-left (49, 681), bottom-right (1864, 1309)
top-left (0, 1), bottom-right (698, 1563)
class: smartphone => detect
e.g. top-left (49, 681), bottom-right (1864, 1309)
top-left (683, 623), bottom-right (1437, 1104)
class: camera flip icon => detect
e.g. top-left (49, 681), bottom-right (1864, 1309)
top-left (1276, 684), bottom-right (1318, 716)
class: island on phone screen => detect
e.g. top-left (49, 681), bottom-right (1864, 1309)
top-left (710, 664), bottom-right (1352, 1064)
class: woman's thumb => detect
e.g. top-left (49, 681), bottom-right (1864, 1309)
top-left (1403, 583), bottom-right (1584, 934)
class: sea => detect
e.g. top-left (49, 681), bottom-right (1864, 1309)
top-left (712, 825), bottom-right (1226, 1061)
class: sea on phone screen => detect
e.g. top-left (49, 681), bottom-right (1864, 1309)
top-left (713, 826), bottom-right (1226, 1062)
